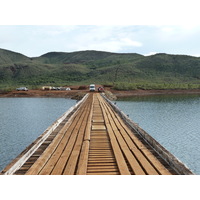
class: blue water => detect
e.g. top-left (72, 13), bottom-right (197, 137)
top-left (0, 98), bottom-right (76, 171)
top-left (1, 95), bottom-right (200, 174)
top-left (116, 94), bottom-right (200, 175)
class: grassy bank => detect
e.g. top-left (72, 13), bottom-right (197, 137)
top-left (113, 82), bottom-right (200, 90)
top-left (1, 49), bottom-right (200, 91)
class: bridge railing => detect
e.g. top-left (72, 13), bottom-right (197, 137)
top-left (1, 94), bottom-right (89, 175)
top-left (102, 94), bottom-right (194, 175)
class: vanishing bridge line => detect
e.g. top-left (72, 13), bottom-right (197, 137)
top-left (1, 93), bottom-right (193, 175)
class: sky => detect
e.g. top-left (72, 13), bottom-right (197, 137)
top-left (1, 0), bottom-right (200, 58)
top-left (1, 25), bottom-right (200, 57)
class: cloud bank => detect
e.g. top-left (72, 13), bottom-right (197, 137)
top-left (0, 25), bottom-right (200, 57)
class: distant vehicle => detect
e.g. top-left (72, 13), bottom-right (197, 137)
top-left (16, 87), bottom-right (28, 91)
top-left (52, 87), bottom-right (71, 91)
top-left (51, 87), bottom-right (61, 90)
top-left (42, 86), bottom-right (52, 90)
top-left (98, 87), bottom-right (104, 92)
top-left (89, 84), bottom-right (95, 92)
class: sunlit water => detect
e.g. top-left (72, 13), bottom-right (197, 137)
top-left (115, 94), bottom-right (200, 174)
top-left (0, 98), bottom-right (76, 171)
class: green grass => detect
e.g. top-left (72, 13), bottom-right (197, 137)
top-left (0, 48), bottom-right (200, 90)
top-left (113, 82), bottom-right (200, 90)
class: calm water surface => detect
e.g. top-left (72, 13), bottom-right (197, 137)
top-left (116, 94), bottom-right (200, 174)
top-left (0, 98), bottom-right (76, 171)
top-left (1, 95), bottom-right (200, 174)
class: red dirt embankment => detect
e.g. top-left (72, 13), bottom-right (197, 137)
top-left (0, 89), bottom-right (87, 99)
top-left (109, 88), bottom-right (200, 98)
top-left (0, 85), bottom-right (101, 99)
top-left (1, 88), bottom-right (200, 99)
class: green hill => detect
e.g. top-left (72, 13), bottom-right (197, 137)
top-left (0, 48), bottom-right (200, 90)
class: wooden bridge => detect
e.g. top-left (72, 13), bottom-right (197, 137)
top-left (0, 93), bottom-right (193, 175)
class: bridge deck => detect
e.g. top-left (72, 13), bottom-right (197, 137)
top-left (1, 93), bottom-right (183, 175)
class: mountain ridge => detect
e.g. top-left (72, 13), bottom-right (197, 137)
top-left (0, 48), bottom-right (200, 90)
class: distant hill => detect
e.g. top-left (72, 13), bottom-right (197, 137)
top-left (0, 48), bottom-right (31, 64)
top-left (0, 48), bottom-right (200, 90)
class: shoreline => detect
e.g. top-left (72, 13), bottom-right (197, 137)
top-left (1, 88), bottom-right (200, 99)
top-left (110, 88), bottom-right (200, 98)
top-left (0, 90), bottom-right (87, 100)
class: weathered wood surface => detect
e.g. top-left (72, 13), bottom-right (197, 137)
top-left (0, 94), bottom-right (89, 175)
top-left (1, 93), bottom-right (193, 175)
top-left (103, 95), bottom-right (194, 175)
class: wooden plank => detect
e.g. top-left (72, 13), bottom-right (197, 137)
top-left (87, 160), bottom-right (116, 163)
top-left (88, 164), bottom-right (117, 167)
top-left (87, 163), bottom-right (117, 166)
top-left (104, 98), bottom-right (172, 175)
top-left (103, 100), bottom-right (159, 175)
top-left (99, 95), bottom-right (146, 175)
top-left (63, 98), bottom-right (92, 175)
top-left (14, 94), bottom-right (88, 175)
top-left (87, 172), bottom-right (119, 175)
top-left (92, 125), bottom-right (106, 130)
top-left (92, 120), bottom-right (104, 123)
top-left (76, 95), bottom-right (93, 175)
top-left (89, 157), bottom-right (115, 160)
top-left (86, 94), bottom-right (120, 175)
top-left (87, 166), bottom-right (118, 170)
top-left (97, 96), bottom-right (131, 175)
top-left (50, 99), bottom-right (91, 175)
top-left (102, 95), bottom-right (191, 174)
top-left (76, 141), bottom-right (90, 175)
top-left (87, 169), bottom-right (119, 173)
top-left (26, 95), bottom-right (90, 175)
top-left (26, 112), bottom-right (78, 175)
top-left (84, 94), bottom-right (93, 141)
top-left (89, 155), bottom-right (114, 158)
top-left (124, 131), bottom-right (172, 174)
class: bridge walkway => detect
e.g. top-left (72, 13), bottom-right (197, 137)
top-left (1, 93), bottom-right (183, 175)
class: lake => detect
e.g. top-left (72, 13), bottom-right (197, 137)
top-left (0, 98), bottom-right (76, 171)
top-left (116, 94), bottom-right (200, 175)
top-left (1, 95), bottom-right (200, 174)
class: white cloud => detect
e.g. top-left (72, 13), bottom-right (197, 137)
top-left (68, 37), bottom-right (142, 53)
top-left (120, 38), bottom-right (142, 47)
top-left (51, 26), bottom-right (143, 53)
top-left (1, 25), bottom-right (200, 57)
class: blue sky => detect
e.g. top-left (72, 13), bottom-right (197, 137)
top-left (1, 25), bottom-right (200, 57)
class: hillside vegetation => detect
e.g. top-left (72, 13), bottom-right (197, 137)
top-left (0, 48), bottom-right (200, 90)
